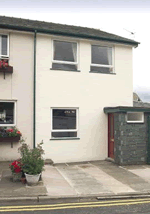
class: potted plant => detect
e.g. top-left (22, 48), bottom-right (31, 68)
top-left (9, 160), bottom-right (22, 182)
top-left (0, 127), bottom-right (22, 142)
top-left (18, 142), bottom-right (44, 185)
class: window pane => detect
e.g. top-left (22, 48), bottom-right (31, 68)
top-left (52, 132), bottom-right (77, 138)
top-left (54, 41), bottom-right (77, 62)
top-left (52, 63), bottom-right (77, 71)
top-left (90, 66), bottom-right (113, 73)
top-left (2, 35), bottom-right (7, 56)
top-left (92, 46), bottom-right (112, 65)
top-left (0, 102), bottom-right (14, 124)
top-left (53, 109), bottom-right (76, 130)
top-left (127, 112), bottom-right (143, 122)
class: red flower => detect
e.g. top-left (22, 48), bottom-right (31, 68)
top-left (11, 162), bottom-right (16, 166)
top-left (17, 131), bottom-right (21, 135)
top-left (11, 161), bottom-right (18, 166)
top-left (7, 129), bottom-right (14, 133)
top-left (10, 160), bottom-right (22, 173)
top-left (14, 164), bottom-right (18, 168)
top-left (14, 167), bottom-right (21, 173)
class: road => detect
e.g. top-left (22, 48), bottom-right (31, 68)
top-left (1, 198), bottom-right (150, 213)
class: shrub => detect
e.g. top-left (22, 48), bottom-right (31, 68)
top-left (18, 142), bottom-right (45, 175)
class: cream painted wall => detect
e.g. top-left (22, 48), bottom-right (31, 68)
top-left (0, 30), bottom-right (133, 162)
top-left (0, 31), bottom-right (34, 161)
top-left (36, 34), bottom-right (133, 163)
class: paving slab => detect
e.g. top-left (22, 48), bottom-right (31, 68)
top-left (77, 163), bottom-right (135, 194)
top-left (91, 161), bottom-right (150, 192)
top-left (42, 165), bottom-right (77, 196)
top-left (56, 164), bottom-right (112, 195)
top-left (127, 167), bottom-right (150, 183)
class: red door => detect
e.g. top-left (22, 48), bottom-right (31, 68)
top-left (108, 113), bottom-right (114, 159)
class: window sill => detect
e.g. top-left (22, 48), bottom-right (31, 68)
top-left (126, 121), bottom-right (144, 124)
top-left (50, 68), bottom-right (80, 72)
top-left (0, 124), bottom-right (16, 127)
top-left (89, 71), bottom-right (116, 75)
top-left (50, 137), bottom-right (80, 141)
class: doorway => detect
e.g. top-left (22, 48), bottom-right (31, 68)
top-left (108, 113), bottom-right (114, 159)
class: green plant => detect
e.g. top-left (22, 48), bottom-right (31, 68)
top-left (0, 127), bottom-right (22, 137)
top-left (18, 141), bottom-right (45, 175)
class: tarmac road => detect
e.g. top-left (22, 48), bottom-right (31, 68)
top-left (1, 198), bottom-right (150, 213)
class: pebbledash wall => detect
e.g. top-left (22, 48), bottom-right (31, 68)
top-left (114, 112), bottom-right (150, 165)
top-left (36, 34), bottom-right (133, 163)
top-left (0, 30), bottom-right (34, 161)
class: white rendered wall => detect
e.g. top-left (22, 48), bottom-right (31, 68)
top-left (0, 30), bottom-right (34, 161)
top-left (36, 34), bottom-right (133, 163)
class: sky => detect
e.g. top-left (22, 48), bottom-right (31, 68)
top-left (1, 0), bottom-right (150, 100)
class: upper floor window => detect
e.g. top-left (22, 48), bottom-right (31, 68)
top-left (90, 45), bottom-right (113, 74)
top-left (0, 101), bottom-right (16, 126)
top-left (0, 35), bottom-right (9, 58)
top-left (52, 40), bottom-right (78, 71)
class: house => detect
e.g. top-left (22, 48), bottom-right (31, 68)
top-left (133, 92), bottom-right (141, 102)
top-left (1, 15), bottom-right (149, 165)
top-left (133, 92), bottom-right (150, 107)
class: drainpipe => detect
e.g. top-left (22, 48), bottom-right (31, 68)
top-left (33, 30), bottom-right (37, 148)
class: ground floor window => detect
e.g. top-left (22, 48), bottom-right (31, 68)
top-left (126, 112), bottom-right (144, 123)
top-left (0, 101), bottom-right (16, 126)
top-left (51, 108), bottom-right (78, 138)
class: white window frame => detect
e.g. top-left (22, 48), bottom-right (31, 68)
top-left (52, 39), bottom-right (78, 68)
top-left (126, 112), bottom-right (144, 123)
top-left (51, 107), bottom-right (79, 139)
top-left (91, 44), bottom-right (114, 73)
top-left (0, 34), bottom-right (9, 58)
top-left (0, 101), bottom-right (16, 127)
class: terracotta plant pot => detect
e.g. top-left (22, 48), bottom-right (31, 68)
top-left (12, 172), bottom-right (22, 182)
top-left (20, 177), bottom-right (26, 184)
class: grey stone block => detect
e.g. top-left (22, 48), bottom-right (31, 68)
top-left (114, 112), bottom-right (150, 165)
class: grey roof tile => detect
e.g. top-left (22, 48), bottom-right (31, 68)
top-left (0, 16), bottom-right (139, 46)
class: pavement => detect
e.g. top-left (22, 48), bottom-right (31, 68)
top-left (0, 161), bottom-right (47, 198)
top-left (1, 160), bottom-right (150, 201)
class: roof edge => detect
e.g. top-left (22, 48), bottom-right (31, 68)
top-left (104, 106), bottom-right (150, 113)
top-left (0, 24), bottom-right (139, 47)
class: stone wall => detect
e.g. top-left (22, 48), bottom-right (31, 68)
top-left (114, 112), bottom-right (149, 165)
top-left (133, 101), bottom-right (150, 107)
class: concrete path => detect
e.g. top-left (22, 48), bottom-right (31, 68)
top-left (1, 160), bottom-right (150, 199)
top-left (123, 165), bottom-right (150, 184)
top-left (42, 161), bottom-right (150, 197)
